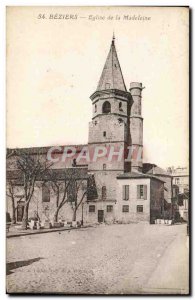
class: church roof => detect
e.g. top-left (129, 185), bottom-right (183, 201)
top-left (97, 36), bottom-right (127, 92)
top-left (7, 144), bottom-right (87, 156)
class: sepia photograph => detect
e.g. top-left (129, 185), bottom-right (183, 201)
top-left (6, 6), bottom-right (189, 295)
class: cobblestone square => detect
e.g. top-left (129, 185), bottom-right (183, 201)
top-left (6, 223), bottom-right (189, 294)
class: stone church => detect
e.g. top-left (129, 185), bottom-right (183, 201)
top-left (7, 37), bottom-right (166, 225)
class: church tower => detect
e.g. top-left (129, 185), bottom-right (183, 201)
top-left (88, 36), bottom-right (132, 202)
top-left (129, 82), bottom-right (144, 172)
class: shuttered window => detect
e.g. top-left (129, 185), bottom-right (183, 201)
top-left (137, 185), bottom-right (147, 200)
top-left (122, 185), bottom-right (129, 200)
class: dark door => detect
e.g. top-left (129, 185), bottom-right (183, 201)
top-left (98, 210), bottom-right (104, 223)
top-left (17, 203), bottom-right (24, 222)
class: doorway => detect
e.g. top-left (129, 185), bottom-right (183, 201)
top-left (98, 210), bottom-right (104, 223)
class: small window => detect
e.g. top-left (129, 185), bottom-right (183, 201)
top-left (94, 120), bottom-right (97, 125)
top-left (42, 184), bottom-right (50, 202)
top-left (103, 164), bottom-right (106, 170)
top-left (102, 186), bottom-right (107, 200)
top-left (122, 205), bottom-right (129, 212)
top-left (119, 102), bottom-right (123, 111)
top-left (137, 205), bottom-right (143, 213)
top-left (103, 131), bottom-right (106, 137)
top-left (94, 104), bottom-right (97, 113)
top-left (137, 185), bottom-right (147, 200)
top-left (122, 185), bottom-right (129, 200)
top-left (107, 205), bottom-right (113, 212)
top-left (89, 205), bottom-right (95, 212)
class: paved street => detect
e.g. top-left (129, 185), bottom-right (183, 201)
top-left (6, 223), bottom-right (189, 294)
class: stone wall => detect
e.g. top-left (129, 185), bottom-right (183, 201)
top-left (116, 178), bottom-right (150, 223)
top-left (6, 181), bottom-right (87, 224)
top-left (88, 115), bottom-right (128, 145)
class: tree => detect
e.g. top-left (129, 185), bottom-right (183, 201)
top-left (70, 179), bottom-right (88, 222)
top-left (46, 169), bottom-right (97, 223)
top-left (45, 169), bottom-right (69, 223)
top-left (70, 173), bottom-right (97, 222)
top-left (46, 168), bottom-right (81, 223)
top-left (6, 180), bottom-right (24, 224)
top-left (17, 152), bottom-right (51, 229)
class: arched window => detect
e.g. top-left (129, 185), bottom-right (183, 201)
top-left (119, 102), bottom-right (123, 111)
top-left (102, 186), bottom-right (107, 200)
top-left (94, 104), bottom-right (97, 113)
top-left (102, 101), bottom-right (111, 113)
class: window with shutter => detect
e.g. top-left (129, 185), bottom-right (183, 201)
top-left (143, 185), bottom-right (147, 200)
top-left (122, 185), bottom-right (126, 200)
top-left (122, 185), bottom-right (129, 200)
top-left (137, 185), bottom-right (141, 199)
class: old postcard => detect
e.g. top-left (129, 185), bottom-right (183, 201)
top-left (6, 6), bottom-right (189, 295)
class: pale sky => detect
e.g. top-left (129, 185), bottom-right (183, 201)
top-left (6, 6), bottom-right (189, 169)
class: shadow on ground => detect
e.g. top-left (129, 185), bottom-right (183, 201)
top-left (6, 257), bottom-right (43, 275)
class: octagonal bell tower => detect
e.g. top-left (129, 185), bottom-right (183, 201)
top-left (88, 36), bottom-right (132, 201)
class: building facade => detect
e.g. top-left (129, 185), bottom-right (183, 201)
top-left (167, 166), bottom-right (189, 194)
top-left (167, 166), bottom-right (189, 222)
top-left (6, 37), bottom-right (165, 225)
